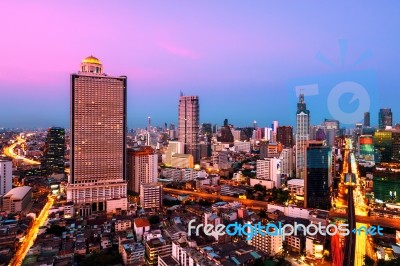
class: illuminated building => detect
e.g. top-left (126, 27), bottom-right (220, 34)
top-left (295, 94), bottom-right (310, 179)
top-left (276, 126), bottom-right (293, 148)
top-left (305, 141), bottom-right (332, 210)
top-left (374, 130), bottom-right (393, 163)
top-left (178, 95), bottom-right (200, 162)
top-left (358, 135), bottom-right (374, 161)
top-left (373, 175), bottom-right (400, 203)
top-left (67, 56), bottom-right (127, 216)
top-left (140, 183), bottom-right (163, 209)
top-left (127, 146), bottom-right (158, 193)
top-left (0, 160), bottom-right (12, 196)
top-left (379, 108), bottom-right (393, 129)
top-left (248, 225), bottom-right (283, 256)
top-left (42, 127), bottom-right (65, 174)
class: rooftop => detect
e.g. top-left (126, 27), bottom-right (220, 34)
top-left (4, 186), bottom-right (32, 199)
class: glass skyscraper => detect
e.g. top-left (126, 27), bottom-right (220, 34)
top-left (178, 95), bottom-right (200, 162)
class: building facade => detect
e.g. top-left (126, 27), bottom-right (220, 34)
top-left (178, 95), bottom-right (200, 162)
top-left (127, 146), bottom-right (158, 193)
top-left (379, 108), bottom-right (393, 129)
top-left (0, 160), bottom-right (12, 197)
top-left (305, 142), bottom-right (332, 210)
top-left (295, 94), bottom-right (310, 179)
top-left (277, 126), bottom-right (293, 148)
top-left (42, 127), bottom-right (65, 174)
top-left (140, 183), bottom-right (163, 209)
top-left (67, 56), bottom-right (128, 216)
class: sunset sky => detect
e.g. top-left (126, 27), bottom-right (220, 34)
top-left (1, 1), bottom-right (400, 128)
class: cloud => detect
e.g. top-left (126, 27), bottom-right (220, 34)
top-left (159, 42), bottom-right (200, 60)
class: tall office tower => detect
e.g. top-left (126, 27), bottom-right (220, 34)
top-left (178, 95), bottom-right (200, 162)
top-left (127, 146), bottom-right (158, 193)
top-left (147, 116), bottom-right (151, 132)
top-left (295, 94), bottom-right (310, 179)
top-left (276, 126), bottom-right (293, 148)
top-left (67, 56), bottom-right (127, 216)
top-left (379, 108), bottom-right (393, 129)
top-left (364, 112), bottom-right (370, 127)
top-left (305, 141), bottom-right (332, 210)
top-left (374, 130), bottom-right (393, 163)
top-left (253, 120), bottom-right (258, 129)
top-left (0, 160), bottom-right (12, 196)
top-left (42, 127), bottom-right (65, 174)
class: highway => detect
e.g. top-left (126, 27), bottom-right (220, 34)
top-left (163, 188), bottom-right (269, 209)
top-left (3, 136), bottom-right (41, 165)
top-left (9, 195), bottom-right (55, 266)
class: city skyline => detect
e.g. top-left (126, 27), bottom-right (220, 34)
top-left (1, 2), bottom-right (400, 128)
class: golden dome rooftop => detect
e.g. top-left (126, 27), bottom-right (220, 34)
top-left (82, 55), bottom-right (102, 65)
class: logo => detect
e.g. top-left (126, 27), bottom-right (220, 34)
top-left (188, 220), bottom-right (383, 241)
top-left (287, 39), bottom-right (379, 127)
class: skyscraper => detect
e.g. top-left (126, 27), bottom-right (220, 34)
top-left (305, 141), bottom-right (332, 210)
top-left (67, 56), bottom-right (127, 216)
top-left (379, 108), bottom-right (392, 129)
top-left (364, 112), bottom-right (370, 127)
top-left (295, 94), bottom-right (310, 179)
top-left (42, 127), bottom-right (65, 174)
top-left (127, 146), bottom-right (158, 193)
top-left (178, 95), bottom-right (200, 162)
top-left (0, 160), bottom-right (12, 196)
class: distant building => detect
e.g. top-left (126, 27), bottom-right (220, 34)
top-left (171, 154), bottom-right (194, 168)
top-left (379, 108), bottom-right (393, 129)
top-left (305, 142), bottom-right (332, 210)
top-left (3, 186), bottom-right (32, 213)
top-left (295, 94), bottom-right (310, 179)
top-left (280, 148), bottom-right (294, 177)
top-left (140, 183), bottom-right (163, 209)
top-left (0, 160), bottom-right (12, 197)
top-left (127, 146), bottom-right (158, 193)
top-left (164, 141), bottom-right (184, 166)
top-left (178, 95), bottom-right (200, 162)
top-left (256, 158), bottom-right (281, 188)
top-left (277, 126), bottom-right (293, 148)
top-left (364, 112), bottom-right (370, 127)
top-left (42, 127), bottom-right (65, 174)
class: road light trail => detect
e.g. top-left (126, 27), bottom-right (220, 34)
top-left (9, 196), bottom-right (55, 266)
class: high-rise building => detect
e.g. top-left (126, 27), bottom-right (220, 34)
top-left (358, 135), bottom-right (374, 161)
top-left (364, 112), bottom-right (370, 127)
top-left (276, 126), bottom-right (293, 148)
top-left (42, 127), bottom-right (65, 174)
top-left (0, 160), bottom-right (12, 196)
top-left (305, 142), bottom-right (332, 210)
top-left (295, 94), bottom-right (310, 179)
top-left (140, 183), bottom-right (163, 209)
top-left (379, 108), bottom-right (393, 129)
top-left (67, 56), bottom-right (127, 216)
top-left (374, 130), bottom-right (393, 163)
top-left (256, 158), bottom-right (281, 188)
top-left (178, 95), bottom-right (200, 162)
top-left (127, 146), bottom-right (158, 193)
top-left (280, 148), bottom-right (294, 177)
